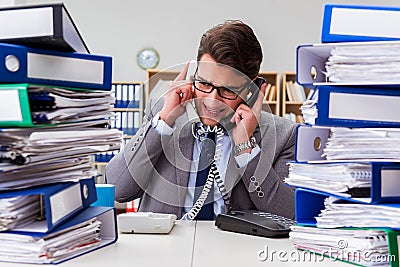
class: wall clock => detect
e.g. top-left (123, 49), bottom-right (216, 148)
top-left (136, 48), bottom-right (159, 70)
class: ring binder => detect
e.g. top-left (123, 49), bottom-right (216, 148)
top-left (303, 86), bottom-right (400, 128)
top-left (322, 4), bottom-right (400, 43)
top-left (0, 3), bottom-right (89, 53)
top-left (0, 43), bottom-right (111, 90)
top-left (0, 177), bottom-right (97, 233)
top-left (0, 206), bottom-right (117, 264)
top-left (0, 84), bottom-right (114, 127)
top-left (287, 161), bottom-right (400, 203)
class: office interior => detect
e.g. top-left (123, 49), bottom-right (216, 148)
top-left (1, 0), bottom-right (399, 266)
top-left (6, 0), bottom-right (399, 81)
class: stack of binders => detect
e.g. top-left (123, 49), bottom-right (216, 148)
top-left (287, 4), bottom-right (400, 267)
top-left (0, 3), bottom-right (119, 264)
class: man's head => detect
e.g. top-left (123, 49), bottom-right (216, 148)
top-left (193, 20), bottom-right (263, 127)
top-left (197, 20), bottom-right (262, 81)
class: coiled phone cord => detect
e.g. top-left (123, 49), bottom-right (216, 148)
top-left (182, 125), bottom-right (233, 220)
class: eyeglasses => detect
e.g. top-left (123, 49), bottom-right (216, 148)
top-left (192, 69), bottom-right (250, 100)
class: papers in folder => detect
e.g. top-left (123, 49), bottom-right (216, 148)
top-left (300, 91), bottom-right (318, 125)
top-left (285, 162), bottom-right (371, 197)
top-left (0, 126), bottom-right (121, 189)
top-left (290, 226), bottom-right (394, 266)
top-left (323, 128), bottom-right (400, 161)
top-left (28, 86), bottom-right (114, 124)
top-left (0, 157), bottom-right (94, 190)
top-left (325, 43), bottom-right (400, 83)
top-left (0, 195), bottom-right (40, 231)
top-left (0, 217), bottom-right (101, 264)
top-left (0, 128), bottom-right (122, 164)
top-left (0, 206), bottom-right (116, 264)
top-left (316, 197), bottom-right (400, 229)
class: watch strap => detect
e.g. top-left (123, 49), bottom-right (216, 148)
top-left (234, 136), bottom-right (257, 155)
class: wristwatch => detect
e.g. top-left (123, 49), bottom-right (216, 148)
top-left (234, 136), bottom-right (257, 155)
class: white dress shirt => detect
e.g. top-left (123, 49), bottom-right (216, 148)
top-left (151, 112), bottom-right (260, 219)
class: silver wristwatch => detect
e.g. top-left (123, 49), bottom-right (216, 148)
top-left (234, 136), bottom-right (257, 155)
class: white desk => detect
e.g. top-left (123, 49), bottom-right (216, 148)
top-left (0, 221), bottom-right (350, 267)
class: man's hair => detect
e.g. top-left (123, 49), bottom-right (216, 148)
top-left (197, 20), bottom-right (263, 80)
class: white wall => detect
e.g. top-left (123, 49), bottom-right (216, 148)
top-left (14, 0), bottom-right (400, 82)
top-left (0, 0), bottom-right (15, 7)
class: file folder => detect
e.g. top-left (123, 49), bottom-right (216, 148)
top-left (294, 125), bottom-right (400, 163)
top-left (0, 83), bottom-right (113, 127)
top-left (322, 4), bottom-right (400, 43)
top-left (294, 124), bottom-right (330, 163)
top-left (295, 187), bottom-right (400, 226)
top-left (0, 206), bottom-right (117, 264)
top-left (289, 162), bottom-right (400, 204)
top-left (291, 225), bottom-right (400, 267)
top-left (1, 177), bottom-right (97, 233)
top-left (0, 43), bottom-right (111, 90)
top-left (312, 85), bottom-right (400, 128)
top-left (296, 41), bottom-right (400, 87)
top-left (0, 3), bottom-right (89, 53)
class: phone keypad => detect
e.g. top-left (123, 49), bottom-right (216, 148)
top-left (253, 211), bottom-right (295, 228)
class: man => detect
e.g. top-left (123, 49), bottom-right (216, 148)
top-left (106, 20), bottom-right (296, 220)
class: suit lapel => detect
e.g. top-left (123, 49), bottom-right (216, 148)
top-left (224, 115), bottom-right (270, 198)
top-left (174, 114), bottom-right (195, 207)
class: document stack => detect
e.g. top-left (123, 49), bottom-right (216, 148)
top-left (287, 4), bottom-right (400, 267)
top-left (0, 3), bottom-right (118, 264)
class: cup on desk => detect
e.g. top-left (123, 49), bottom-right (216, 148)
top-left (91, 184), bottom-right (115, 207)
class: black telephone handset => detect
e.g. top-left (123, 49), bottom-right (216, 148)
top-left (220, 76), bottom-right (265, 131)
top-left (245, 77), bottom-right (265, 107)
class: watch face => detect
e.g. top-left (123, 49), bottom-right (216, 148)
top-left (137, 48), bottom-right (159, 70)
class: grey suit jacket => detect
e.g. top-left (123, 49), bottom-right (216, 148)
top-left (106, 99), bottom-right (297, 219)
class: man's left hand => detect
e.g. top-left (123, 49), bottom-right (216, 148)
top-left (230, 82), bottom-right (266, 148)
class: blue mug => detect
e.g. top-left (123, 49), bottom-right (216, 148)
top-left (91, 184), bottom-right (115, 207)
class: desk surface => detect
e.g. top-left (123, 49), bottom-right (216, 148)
top-left (0, 221), bottom-right (350, 267)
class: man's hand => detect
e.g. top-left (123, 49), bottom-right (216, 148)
top-left (159, 62), bottom-right (193, 127)
top-left (230, 82), bottom-right (267, 151)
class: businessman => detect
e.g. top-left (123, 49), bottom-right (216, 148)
top-left (106, 20), bottom-right (297, 220)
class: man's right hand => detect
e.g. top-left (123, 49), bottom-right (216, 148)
top-left (159, 62), bottom-right (193, 127)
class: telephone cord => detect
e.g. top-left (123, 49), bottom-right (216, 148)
top-left (182, 125), bottom-right (233, 220)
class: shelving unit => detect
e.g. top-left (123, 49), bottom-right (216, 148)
top-left (146, 69), bottom-right (280, 116)
top-left (93, 81), bottom-right (144, 182)
top-left (281, 72), bottom-right (310, 123)
top-left (112, 81), bottom-right (144, 135)
top-left (146, 69), bottom-right (180, 108)
top-left (258, 71), bottom-right (280, 116)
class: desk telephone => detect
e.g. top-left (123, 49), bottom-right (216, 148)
top-left (215, 210), bottom-right (295, 238)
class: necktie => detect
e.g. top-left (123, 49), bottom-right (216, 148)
top-left (194, 131), bottom-right (215, 220)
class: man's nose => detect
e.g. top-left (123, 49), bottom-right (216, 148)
top-left (209, 87), bottom-right (222, 100)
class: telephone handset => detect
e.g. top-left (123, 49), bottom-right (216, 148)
top-left (219, 76), bottom-right (265, 131)
top-left (246, 77), bottom-right (265, 107)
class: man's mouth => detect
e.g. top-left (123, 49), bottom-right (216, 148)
top-left (202, 103), bottom-right (225, 118)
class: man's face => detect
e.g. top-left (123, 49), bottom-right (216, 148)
top-left (193, 54), bottom-right (249, 127)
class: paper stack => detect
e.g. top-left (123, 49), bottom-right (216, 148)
top-left (0, 3), bottom-right (119, 264)
top-left (288, 3), bottom-right (400, 267)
